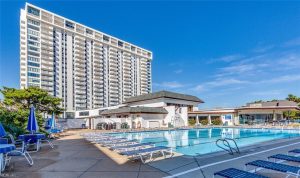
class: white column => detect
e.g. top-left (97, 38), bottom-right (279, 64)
top-left (273, 110), bottom-right (276, 121)
top-left (208, 115), bottom-right (212, 125)
top-left (196, 115), bottom-right (199, 125)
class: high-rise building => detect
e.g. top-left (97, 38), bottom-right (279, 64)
top-left (20, 3), bottom-right (152, 112)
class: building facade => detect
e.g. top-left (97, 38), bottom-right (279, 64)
top-left (20, 3), bottom-right (152, 112)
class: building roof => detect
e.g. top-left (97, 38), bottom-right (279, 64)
top-left (123, 90), bottom-right (204, 104)
top-left (100, 106), bottom-right (168, 115)
top-left (245, 100), bottom-right (298, 107)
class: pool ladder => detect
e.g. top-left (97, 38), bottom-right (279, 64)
top-left (216, 138), bottom-right (240, 155)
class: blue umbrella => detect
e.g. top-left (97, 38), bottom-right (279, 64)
top-left (50, 113), bottom-right (56, 129)
top-left (27, 106), bottom-right (39, 133)
top-left (0, 122), bottom-right (7, 137)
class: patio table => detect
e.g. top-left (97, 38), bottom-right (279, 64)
top-left (0, 144), bottom-right (15, 173)
top-left (18, 133), bottom-right (45, 151)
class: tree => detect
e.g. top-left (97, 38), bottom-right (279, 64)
top-left (286, 94), bottom-right (300, 105)
top-left (0, 87), bottom-right (64, 136)
top-left (1, 86), bottom-right (63, 114)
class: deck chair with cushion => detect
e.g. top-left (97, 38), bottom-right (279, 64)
top-left (110, 142), bottom-right (155, 152)
top-left (213, 168), bottom-right (268, 178)
top-left (245, 160), bottom-right (300, 178)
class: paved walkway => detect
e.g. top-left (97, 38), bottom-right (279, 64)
top-left (2, 131), bottom-right (168, 178)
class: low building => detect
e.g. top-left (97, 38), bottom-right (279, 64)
top-left (189, 100), bottom-right (300, 126)
top-left (68, 91), bottom-right (204, 129)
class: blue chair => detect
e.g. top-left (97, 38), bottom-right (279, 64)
top-left (246, 160), bottom-right (300, 178)
top-left (213, 168), bottom-right (268, 178)
top-left (268, 154), bottom-right (300, 163)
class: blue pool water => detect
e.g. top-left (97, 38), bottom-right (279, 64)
top-left (110, 128), bottom-right (300, 156)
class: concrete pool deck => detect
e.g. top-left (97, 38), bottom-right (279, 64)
top-left (2, 129), bottom-right (300, 178)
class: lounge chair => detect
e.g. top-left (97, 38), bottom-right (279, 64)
top-left (288, 149), bottom-right (300, 155)
top-left (111, 142), bottom-right (155, 151)
top-left (120, 146), bottom-right (173, 163)
top-left (105, 139), bottom-right (139, 147)
top-left (268, 154), bottom-right (300, 163)
top-left (245, 160), bottom-right (300, 177)
top-left (213, 168), bottom-right (268, 178)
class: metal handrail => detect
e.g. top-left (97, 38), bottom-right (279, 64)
top-left (216, 138), bottom-right (240, 155)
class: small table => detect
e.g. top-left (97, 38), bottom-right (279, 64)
top-left (0, 144), bottom-right (15, 173)
top-left (18, 133), bottom-right (45, 151)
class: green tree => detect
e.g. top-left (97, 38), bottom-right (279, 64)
top-left (286, 94), bottom-right (300, 105)
top-left (0, 87), bottom-right (64, 136)
top-left (1, 86), bottom-right (63, 114)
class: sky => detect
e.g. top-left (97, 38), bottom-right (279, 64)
top-left (1, 1), bottom-right (300, 109)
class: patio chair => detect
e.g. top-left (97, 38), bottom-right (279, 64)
top-left (213, 168), bottom-right (268, 178)
top-left (245, 160), bottom-right (300, 178)
top-left (120, 146), bottom-right (173, 163)
top-left (111, 142), bottom-right (155, 151)
top-left (288, 149), bottom-right (300, 155)
top-left (3, 135), bottom-right (34, 166)
top-left (105, 139), bottom-right (139, 148)
top-left (268, 154), bottom-right (300, 163)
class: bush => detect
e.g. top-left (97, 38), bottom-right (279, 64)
top-left (188, 119), bottom-right (196, 126)
top-left (121, 122), bottom-right (129, 129)
top-left (212, 118), bottom-right (222, 125)
top-left (200, 119), bottom-right (208, 125)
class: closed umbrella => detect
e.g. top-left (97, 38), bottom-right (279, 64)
top-left (50, 113), bottom-right (56, 129)
top-left (0, 123), bottom-right (6, 137)
top-left (27, 106), bottom-right (39, 133)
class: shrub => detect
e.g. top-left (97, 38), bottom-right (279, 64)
top-left (188, 118), bottom-right (196, 126)
top-left (121, 122), bottom-right (129, 129)
top-left (200, 119), bottom-right (208, 125)
top-left (212, 118), bottom-right (222, 125)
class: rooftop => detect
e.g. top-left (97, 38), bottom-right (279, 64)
top-left (123, 90), bottom-right (204, 104)
top-left (100, 106), bottom-right (168, 115)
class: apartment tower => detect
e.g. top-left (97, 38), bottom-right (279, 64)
top-left (20, 3), bottom-right (152, 112)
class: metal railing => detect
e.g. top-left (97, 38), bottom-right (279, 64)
top-left (216, 138), bottom-right (240, 155)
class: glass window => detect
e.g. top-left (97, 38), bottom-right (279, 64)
top-left (27, 6), bottom-right (40, 16)
top-left (28, 51), bottom-right (40, 57)
top-left (28, 29), bottom-right (39, 36)
top-left (28, 67), bottom-right (40, 73)
top-left (28, 19), bottom-right (40, 26)
top-left (28, 35), bottom-right (38, 41)
top-left (28, 56), bottom-right (39, 62)
top-left (28, 61), bottom-right (40, 67)
top-left (28, 40), bottom-right (39, 47)
top-left (103, 35), bottom-right (110, 42)
top-left (28, 72), bottom-right (40, 77)
top-left (28, 46), bottom-right (39, 52)
top-left (27, 24), bottom-right (39, 31)
top-left (65, 21), bottom-right (74, 29)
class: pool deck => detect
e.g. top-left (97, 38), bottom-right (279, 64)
top-left (3, 129), bottom-right (300, 178)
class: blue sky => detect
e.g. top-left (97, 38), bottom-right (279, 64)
top-left (1, 1), bottom-right (300, 108)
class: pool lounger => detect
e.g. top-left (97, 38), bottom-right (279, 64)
top-left (111, 142), bottom-right (155, 151)
top-left (106, 139), bottom-right (139, 147)
top-left (121, 146), bottom-right (173, 163)
top-left (245, 160), bottom-right (300, 177)
top-left (213, 168), bottom-right (268, 178)
top-left (95, 138), bottom-right (128, 145)
top-left (289, 149), bottom-right (300, 154)
top-left (268, 154), bottom-right (300, 163)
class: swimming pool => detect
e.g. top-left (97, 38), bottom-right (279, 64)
top-left (110, 128), bottom-right (300, 156)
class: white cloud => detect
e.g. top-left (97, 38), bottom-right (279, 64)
top-left (252, 45), bottom-right (274, 53)
top-left (194, 78), bottom-right (248, 92)
top-left (174, 69), bottom-right (183, 74)
top-left (283, 37), bottom-right (300, 47)
top-left (250, 90), bottom-right (282, 96)
top-left (265, 74), bottom-right (300, 84)
top-left (207, 54), bottom-right (243, 63)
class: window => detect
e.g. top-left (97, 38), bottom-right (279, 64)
top-left (28, 56), bottom-right (39, 62)
top-left (27, 19), bottom-right (40, 26)
top-left (28, 72), bottom-right (40, 77)
top-left (27, 6), bottom-right (40, 16)
top-left (118, 41), bottom-right (123, 47)
top-left (28, 35), bottom-right (38, 41)
top-left (28, 51), bottom-right (40, 57)
top-left (65, 21), bottom-right (74, 29)
top-left (28, 46), bottom-right (39, 52)
top-left (28, 61), bottom-right (40, 67)
top-left (28, 40), bottom-right (39, 47)
top-left (28, 67), bottom-right (40, 73)
top-left (86, 29), bottom-right (93, 35)
top-left (28, 29), bottom-right (39, 36)
top-left (28, 78), bottom-right (40, 83)
top-left (103, 35), bottom-right (109, 42)
top-left (27, 24), bottom-right (40, 31)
